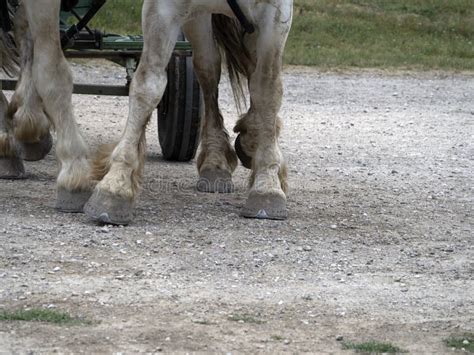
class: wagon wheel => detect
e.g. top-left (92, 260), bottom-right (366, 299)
top-left (157, 51), bottom-right (202, 162)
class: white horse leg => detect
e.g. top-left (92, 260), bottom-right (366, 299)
top-left (9, 3), bottom-right (52, 162)
top-left (84, 0), bottom-right (182, 225)
top-left (237, 4), bottom-right (292, 220)
top-left (25, 0), bottom-right (91, 212)
top-left (183, 16), bottom-right (238, 193)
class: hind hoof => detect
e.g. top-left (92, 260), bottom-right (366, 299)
top-left (56, 187), bottom-right (92, 213)
top-left (241, 191), bottom-right (288, 220)
top-left (235, 134), bottom-right (252, 169)
top-left (0, 157), bottom-right (26, 179)
top-left (84, 189), bottom-right (134, 225)
top-left (197, 168), bottom-right (234, 193)
top-left (19, 132), bottom-right (53, 162)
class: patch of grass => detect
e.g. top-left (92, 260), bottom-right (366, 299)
top-left (342, 340), bottom-right (407, 353)
top-left (286, 0), bottom-right (474, 70)
top-left (227, 313), bottom-right (265, 324)
top-left (0, 309), bottom-right (90, 325)
top-left (192, 318), bottom-right (213, 325)
top-left (444, 334), bottom-right (474, 352)
top-left (80, 0), bottom-right (473, 70)
top-left (89, 0), bottom-right (143, 35)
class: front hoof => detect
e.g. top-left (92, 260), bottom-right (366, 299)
top-left (197, 168), bottom-right (234, 193)
top-left (241, 192), bottom-right (288, 220)
top-left (84, 190), bottom-right (134, 225)
top-left (0, 157), bottom-right (26, 179)
top-left (18, 132), bottom-right (53, 162)
top-left (56, 187), bottom-right (92, 213)
top-left (235, 134), bottom-right (252, 169)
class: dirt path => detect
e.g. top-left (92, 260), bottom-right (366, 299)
top-left (1, 64), bottom-right (473, 353)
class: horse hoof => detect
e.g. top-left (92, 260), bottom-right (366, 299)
top-left (84, 189), bottom-right (134, 225)
top-left (18, 132), bottom-right (53, 162)
top-left (241, 192), bottom-right (288, 220)
top-left (235, 134), bottom-right (252, 169)
top-left (0, 157), bottom-right (26, 179)
top-left (197, 168), bottom-right (234, 193)
top-left (55, 187), bottom-right (92, 213)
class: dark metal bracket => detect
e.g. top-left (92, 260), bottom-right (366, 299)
top-left (61, 0), bottom-right (106, 48)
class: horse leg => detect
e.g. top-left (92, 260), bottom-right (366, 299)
top-left (183, 16), bottom-right (237, 193)
top-left (9, 3), bottom-right (52, 162)
top-left (237, 5), bottom-right (292, 220)
top-left (0, 90), bottom-right (25, 179)
top-left (0, 13), bottom-right (23, 178)
top-left (84, 1), bottom-right (182, 225)
top-left (24, 1), bottom-right (91, 211)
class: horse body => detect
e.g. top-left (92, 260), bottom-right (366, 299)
top-left (0, 0), bottom-right (293, 224)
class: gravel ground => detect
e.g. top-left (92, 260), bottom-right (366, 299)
top-left (0, 62), bottom-right (473, 353)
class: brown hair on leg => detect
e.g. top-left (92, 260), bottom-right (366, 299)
top-left (279, 162), bottom-right (288, 195)
top-left (90, 142), bottom-right (117, 183)
top-left (8, 94), bottom-right (50, 143)
top-left (131, 132), bottom-right (146, 196)
top-left (0, 132), bottom-right (15, 157)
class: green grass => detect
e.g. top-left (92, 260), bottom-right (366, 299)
top-left (88, 0), bottom-right (143, 34)
top-left (342, 340), bottom-right (407, 353)
top-left (85, 0), bottom-right (473, 70)
top-left (192, 318), bottom-right (213, 325)
top-left (444, 334), bottom-right (474, 353)
top-left (227, 313), bottom-right (266, 324)
top-left (0, 309), bottom-right (90, 325)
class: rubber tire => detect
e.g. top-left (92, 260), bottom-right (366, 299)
top-left (158, 52), bottom-right (202, 162)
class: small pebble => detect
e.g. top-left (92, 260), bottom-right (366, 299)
top-left (336, 335), bottom-right (344, 341)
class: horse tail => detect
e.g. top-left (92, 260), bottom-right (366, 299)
top-left (211, 14), bottom-right (254, 113)
top-left (0, 0), bottom-right (19, 77)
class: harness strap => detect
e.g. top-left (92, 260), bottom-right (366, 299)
top-left (226, 0), bottom-right (255, 34)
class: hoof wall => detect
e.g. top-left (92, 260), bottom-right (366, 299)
top-left (241, 192), bottom-right (288, 220)
top-left (197, 168), bottom-right (234, 193)
top-left (56, 188), bottom-right (92, 213)
top-left (19, 132), bottom-right (53, 162)
top-left (84, 190), bottom-right (134, 226)
top-left (235, 134), bottom-right (252, 170)
top-left (0, 157), bottom-right (26, 179)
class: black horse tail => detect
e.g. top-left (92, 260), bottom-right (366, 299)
top-left (211, 14), bottom-right (255, 113)
top-left (0, 0), bottom-right (18, 77)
